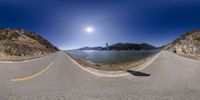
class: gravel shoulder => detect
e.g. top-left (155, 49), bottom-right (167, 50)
top-left (0, 53), bottom-right (55, 61)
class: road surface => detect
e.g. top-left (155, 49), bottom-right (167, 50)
top-left (0, 51), bottom-right (200, 100)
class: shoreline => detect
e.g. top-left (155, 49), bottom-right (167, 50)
top-left (67, 53), bottom-right (158, 71)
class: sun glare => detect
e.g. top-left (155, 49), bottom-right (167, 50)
top-left (85, 27), bottom-right (94, 33)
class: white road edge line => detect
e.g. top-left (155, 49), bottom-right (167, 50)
top-left (64, 51), bottom-right (161, 77)
top-left (133, 51), bottom-right (161, 71)
top-left (168, 51), bottom-right (200, 63)
top-left (0, 52), bottom-right (58, 63)
top-left (64, 53), bottom-right (130, 77)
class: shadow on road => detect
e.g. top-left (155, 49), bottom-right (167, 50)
top-left (127, 70), bottom-right (151, 77)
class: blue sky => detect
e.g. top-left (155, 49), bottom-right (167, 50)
top-left (0, 0), bottom-right (200, 49)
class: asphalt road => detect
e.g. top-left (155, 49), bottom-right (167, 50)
top-left (0, 51), bottom-right (200, 100)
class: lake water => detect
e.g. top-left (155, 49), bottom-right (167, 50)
top-left (66, 50), bottom-right (159, 64)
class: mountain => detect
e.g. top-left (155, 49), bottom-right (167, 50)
top-left (106, 43), bottom-right (157, 50)
top-left (78, 46), bottom-right (104, 50)
top-left (163, 29), bottom-right (200, 58)
top-left (77, 43), bottom-right (157, 50)
top-left (0, 28), bottom-right (59, 57)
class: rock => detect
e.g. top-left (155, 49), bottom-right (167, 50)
top-left (0, 28), bottom-right (59, 57)
top-left (163, 29), bottom-right (200, 58)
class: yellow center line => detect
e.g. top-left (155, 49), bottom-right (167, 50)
top-left (11, 61), bottom-right (54, 82)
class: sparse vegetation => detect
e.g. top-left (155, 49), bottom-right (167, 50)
top-left (0, 28), bottom-right (59, 59)
top-left (164, 29), bottom-right (200, 58)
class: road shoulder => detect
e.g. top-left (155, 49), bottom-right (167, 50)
top-left (167, 51), bottom-right (200, 63)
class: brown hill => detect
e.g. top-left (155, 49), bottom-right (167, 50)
top-left (163, 29), bottom-right (200, 59)
top-left (0, 28), bottom-right (58, 58)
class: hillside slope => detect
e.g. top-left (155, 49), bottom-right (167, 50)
top-left (0, 28), bottom-right (58, 58)
top-left (164, 29), bottom-right (200, 59)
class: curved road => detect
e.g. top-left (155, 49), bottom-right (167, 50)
top-left (0, 51), bottom-right (200, 100)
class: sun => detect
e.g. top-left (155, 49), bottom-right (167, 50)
top-left (85, 27), bottom-right (94, 33)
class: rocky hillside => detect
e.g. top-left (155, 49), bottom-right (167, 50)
top-left (0, 28), bottom-right (58, 57)
top-left (164, 29), bottom-right (200, 58)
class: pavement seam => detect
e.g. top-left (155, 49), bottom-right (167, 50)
top-left (11, 61), bottom-right (54, 82)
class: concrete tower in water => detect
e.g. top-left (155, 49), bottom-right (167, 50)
top-left (106, 43), bottom-right (109, 50)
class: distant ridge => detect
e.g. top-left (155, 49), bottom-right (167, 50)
top-left (0, 28), bottom-right (59, 57)
top-left (77, 43), bottom-right (157, 50)
top-left (78, 46), bottom-right (104, 50)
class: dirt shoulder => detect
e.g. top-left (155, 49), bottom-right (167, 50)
top-left (0, 53), bottom-right (53, 61)
top-left (67, 53), bottom-right (158, 71)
